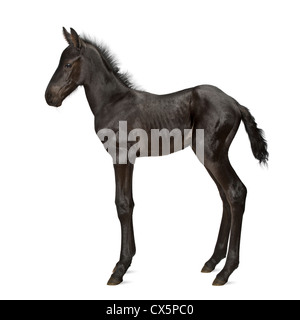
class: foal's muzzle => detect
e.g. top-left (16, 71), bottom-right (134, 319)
top-left (45, 88), bottom-right (62, 107)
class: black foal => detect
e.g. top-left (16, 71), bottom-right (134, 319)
top-left (45, 28), bottom-right (268, 286)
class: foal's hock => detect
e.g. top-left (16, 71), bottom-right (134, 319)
top-left (45, 28), bottom-right (268, 286)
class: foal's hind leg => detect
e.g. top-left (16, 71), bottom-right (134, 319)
top-left (201, 169), bottom-right (231, 273)
top-left (205, 158), bottom-right (247, 285)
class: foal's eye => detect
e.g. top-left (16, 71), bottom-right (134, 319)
top-left (65, 63), bottom-right (72, 68)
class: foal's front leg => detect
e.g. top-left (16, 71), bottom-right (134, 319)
top-left (107, 164), bottom-right (135, 285)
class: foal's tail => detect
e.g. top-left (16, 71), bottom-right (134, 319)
top-left (238, 105), bottom-right (269, 166)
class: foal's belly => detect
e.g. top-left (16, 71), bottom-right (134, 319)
top-left (133, 90), bottom-right (194, 157)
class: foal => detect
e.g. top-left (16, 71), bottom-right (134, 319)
top-left (45, 28), bottom-right (268, 286)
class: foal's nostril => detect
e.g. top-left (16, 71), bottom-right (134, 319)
top-left (45, 89), bottom-right (62, 107)
top-left (45, 91), bottom-right (57, 106)
top-left (45, 91), bottom-right (52, 103)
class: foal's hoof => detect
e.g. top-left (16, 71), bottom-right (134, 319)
top-left (107, 276), bottom-right (122, 286)
top-left (212, 277), bottom-right (227, 286)
top-left (201, 264), bottom-right (214, 273)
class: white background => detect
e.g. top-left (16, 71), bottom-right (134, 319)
top-left (0, 0), bottom-right (299, 300)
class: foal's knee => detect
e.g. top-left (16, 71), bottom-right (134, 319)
top-left (115, 196), bottom-right (134, 221)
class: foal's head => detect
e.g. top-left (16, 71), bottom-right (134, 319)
top-left (45, 28), bottom-right (86, 107)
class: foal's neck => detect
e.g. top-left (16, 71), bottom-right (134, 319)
top-left (83, 45), bottom-right (130, 116)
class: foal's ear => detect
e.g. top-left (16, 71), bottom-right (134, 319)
top-left (62, 27), bottom-right (84, 50)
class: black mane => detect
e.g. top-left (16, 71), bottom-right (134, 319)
top-left (82, 36), bottom-right (137, 90)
